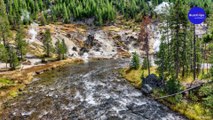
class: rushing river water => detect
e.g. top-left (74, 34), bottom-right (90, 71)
top-left (1, 59), bottom-right (186, 120)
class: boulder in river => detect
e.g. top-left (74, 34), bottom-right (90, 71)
top-left (141, 84), bottom-right (153, 94)
top-left (141, 74), bottom-right (164, 94)
top-left (79, 47), bottom-right (89, 55)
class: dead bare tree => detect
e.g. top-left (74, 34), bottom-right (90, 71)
top-left (139, 16), bottom-right (152, 75)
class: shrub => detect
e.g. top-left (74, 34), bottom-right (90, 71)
top-left (210, 66), bottom-right (213, 78)
top-left (175, 94), bottom-right (183, 102)
top-left (199, 84), bottom-right (213, 113)
top-left (203, 95), bottom-right (213, 115)
top-left (199, 84), bottom-right (212, 96)
top-left (129, 52), bottom-right (140, 70)
top-left (165, 77), bottom-right (182, 94)
top-left (201, 73), bottom-right (211, 79)
top-left (189, 91), bottom-right (198, 102)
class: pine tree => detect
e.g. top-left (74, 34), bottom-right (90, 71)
top-left (38, 0), bottom-right (44, 10)
top-left (63, 3), bottom-right (69, 23)
top-left (0, 0), bottom-right (11, 47)
top-left (8, 47), bottom-right (19, 70)
top-left (158, 8), bottom-right (173, 76)
top-left (168, 0), bottom-right (190, 78)
top-left (40, 13), bottom-right (47, 26)
top-left (42, 29), bottom-right (52, 57)
top-left (180, 3), bottom-right (190, 78)
top-left (142, 57), bottom-right (151, 70)
top-left (61, 39), bottom-right (67, 59)
top-left (156, 0), bottom-right (192, 79)
top-left (210, 47), bottom-right (213, 76)
top-left (203, 32), bottom-right (213, 74)
top-left (15, 24), bottom-right (27, 60)
top-left (0, 44), bottom-right (9, 68)
top-left (130, 52), bottom-right (140, 70)
top-left (55, 39), bottom-right (68, 60)
top-left (55, 39), bottom-right (62, 60)
top-left (155, 36), bottom-right (167, 79)
top-left (34, 1), bottom-right (40, 14)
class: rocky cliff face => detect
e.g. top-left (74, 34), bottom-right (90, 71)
top-left (27, 23), bottom-right (162, 60)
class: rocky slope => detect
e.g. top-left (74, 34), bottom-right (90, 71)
top-left (25, 22), bottom-right (162, 63)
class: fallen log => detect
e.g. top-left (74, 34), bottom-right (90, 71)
top-left (154, 80), bottom-right (212, 100)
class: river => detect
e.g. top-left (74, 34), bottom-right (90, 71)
top-left (1, 59), bottom-right (186, 120)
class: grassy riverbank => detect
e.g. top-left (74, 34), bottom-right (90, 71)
top-left (120, 67), bottom-right (213, 120)
top-left (120, 66), bottom-right (157, 88)
top-left (0, 58), bottom-right (83, 112)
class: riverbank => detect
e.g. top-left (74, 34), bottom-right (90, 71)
top-left (1, 59), bottom-right (186, 119)
top-left (0, 58), bottom-right (83, 111)
top-left (120, 67), bottom-right (213, 120)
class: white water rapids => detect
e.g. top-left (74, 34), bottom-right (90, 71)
top-left (1, 60), bottom-right (186, 120)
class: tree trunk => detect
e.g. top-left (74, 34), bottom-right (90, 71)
top-left (166, 19), bottom-right (171, 75)
top-left (146, 50), bottom-right (150, 75)
top-left (162, 52), bottom-right (165, 80)
top-left (193, 25), bottom-right (196, 81)
top-left (205, 44), bottom-right (208, 73)
top-left (47, 43), bottom-right (50, 57)
top-left (21, 51), bottom-right (23, 60)
top-left (175, 47), bottom-right (180, 78)
top-left (145, 35), bottom-right (150, 76)
top-left (63, 54), bottom-right (65, 60)
top-left (182, 25), bottom-right (187, 78)
top-left (182, 65), bottom-right (185, 78)
top-left (175, 25), bottom-right (180, 79)
top-left (190, 33), bottom-right (193, 72)
top-left (2, 34), bottom-right (6, 47)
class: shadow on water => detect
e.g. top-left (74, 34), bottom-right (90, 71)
top-left (1, 59), bottom-right (187, 120)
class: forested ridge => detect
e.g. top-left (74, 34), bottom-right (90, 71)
top-left (3, 0), bottom-right (154, 26)
top-left (2, 0), bottom-right (213, 26)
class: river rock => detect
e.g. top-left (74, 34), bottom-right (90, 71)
top-left (79, 47), bottom-right (89, 55)
top-left (85, 34), bottom-right (95, 48)
top-left (141, 74), bottom-right (164, 94)
top-left (141, 84), bottom-right (153, 94)
top-left (22, 60), bottom-right (31, 65)
top-left (142, 74), bottom-right (164, 88)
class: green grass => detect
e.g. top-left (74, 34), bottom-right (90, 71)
top-left (0, 78), bottom-right (13, 85)
top-left (172, 101), bottom-right (212, 120)
top-left (120, 66), bottom-right (157, 88)
top-left (179, 70), bottom-right (212, 84)
top-left (9, 90), bottom-right (18, 98)
top-left (0, 78), bottom-right (15, 90)
top-left (120, 65), bottom-right (211, 89)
